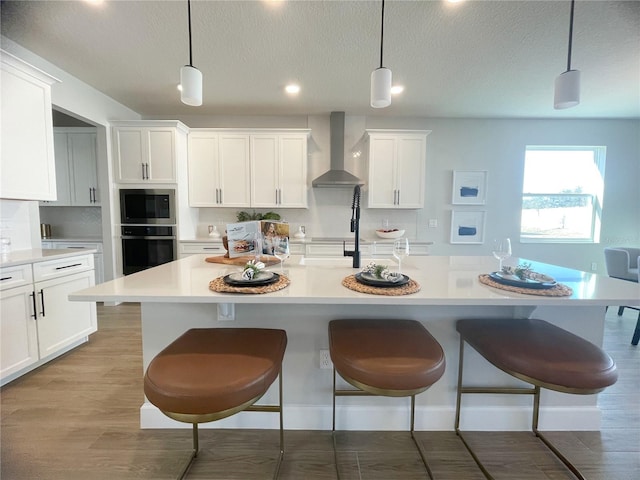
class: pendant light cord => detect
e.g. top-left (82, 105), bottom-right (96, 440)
top-left (566, 0), bottom-right (575, 72)
top-left (379, 0), bottom-right (385, 68)
top-left (187, 0), bottom-right (193, 67)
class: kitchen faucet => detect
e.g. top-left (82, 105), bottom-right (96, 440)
top-left (343, 185), bottom-right (361, 268)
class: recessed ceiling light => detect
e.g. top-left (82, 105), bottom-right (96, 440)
top-left (83, 0), bottom-right (105, 6)
top-left (285, 84), bottom-right (300, 95)
top-left (391, 85), bottom-right (404, 95)
top-left (445, 0), bottom-right (466, 4)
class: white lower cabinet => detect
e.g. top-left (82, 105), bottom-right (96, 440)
top-left (0, 283), bottom-right (39, 379)
top-left (35, 270), bottom-right (96, 358)
top-left (0, 254), bottom-right (96, 386)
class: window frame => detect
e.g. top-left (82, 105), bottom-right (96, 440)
top-left (520, 145), bottom-right (606, 244)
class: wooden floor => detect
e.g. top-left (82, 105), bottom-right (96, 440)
top-left (1, 304), bottom-right (639, 480)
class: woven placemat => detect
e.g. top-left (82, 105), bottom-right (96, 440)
top-left (478, 274), bottom-right (573, 297)
top-left (342, 275), bottom-right (421, 296)
top-left (209, 274), bottom-right (290, 294)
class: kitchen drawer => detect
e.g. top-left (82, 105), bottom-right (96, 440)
top-left (49, 242), bottom-right (103, 253)
top-left (0, 264), bottom-right (33, 291)
top-left (33, 254), bottom-right (94, 282)
top-left (180, 243), bottom-right (225, 255)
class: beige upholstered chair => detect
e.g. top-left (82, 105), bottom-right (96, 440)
top-left (604, 247), bottom-right (640, 345)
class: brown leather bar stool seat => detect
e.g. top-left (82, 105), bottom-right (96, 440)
top-left (329, 319), bottom-right (446, 480)
top-left (455, 318), bottom-right (618, 480)
top-left (144, 328), bottom-right (287, 480)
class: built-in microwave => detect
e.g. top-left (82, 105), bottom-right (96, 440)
top-left (119, 189), bottom-right (176, 225)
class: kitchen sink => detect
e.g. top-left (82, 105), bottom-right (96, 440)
top-left (298, 257), bottom-right (376, 266)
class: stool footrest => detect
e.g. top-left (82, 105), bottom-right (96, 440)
top-left (461, 386), bottom-right (537, 395)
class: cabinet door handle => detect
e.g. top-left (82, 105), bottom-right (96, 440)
top-left (55, 263), bottom-right (82, 270)
top-left (145, 163), bottom-right (150, 180)
top-left (397, 189), bottom-right (400, 205)
top-left (219, 189), bottom-right (223, 204)
top-left (0, 276), bottom-right (12, 281)
top-left (279, 189), bottom-right (282, 204)
top-left (141, 163), bottom-right (145, 179)
top-left (39, 289), bottom-right (45, 317)
top-left (30, 291), bottom-right (38, 319)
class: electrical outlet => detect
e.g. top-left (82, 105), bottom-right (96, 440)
top-left (319, 349), bottom-right (333, 369)
top-left (591, 262), bottom-right (597, 271)
top-left (428, 219), bottom-right (438, 228)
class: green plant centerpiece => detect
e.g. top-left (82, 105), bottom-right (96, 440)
top-left (236, 211), bottom-right (281, 222)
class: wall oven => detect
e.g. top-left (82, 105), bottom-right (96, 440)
top-left (121, 225), bottom-right (176, 276)
top-left (120, 189), bottom-right (176, 225)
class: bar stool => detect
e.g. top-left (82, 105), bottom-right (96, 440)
top-left (329, 319), bottom-right (446, 479)
top-left (455, 318), bottom-right (618, 480)
top-left (144, 328), bottom-right (287, 480)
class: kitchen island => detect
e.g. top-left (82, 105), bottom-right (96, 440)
top-left (69, 254), bottom-right (639, 432)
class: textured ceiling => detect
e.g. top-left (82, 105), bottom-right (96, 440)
top-left (1, 0), bottom-right (638, 119)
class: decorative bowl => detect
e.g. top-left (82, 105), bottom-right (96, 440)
top-left (375, 229), bottom-right (405, 239)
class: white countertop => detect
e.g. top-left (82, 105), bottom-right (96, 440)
top-left (41, 237), bottom-right (103, 243)
top-left (1, 248), bottom-right (97, 268)
top-left (69, 254), bottom-right (640, 306)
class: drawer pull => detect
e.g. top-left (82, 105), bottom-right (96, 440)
top-left (203, 247), bottom-right (221, 250)
top-left (55, 263), bottom-right (82, 270)
top-left (66, 246), bottom-right (85, 249)
top-left (1, 276), bottom-right (12, 281)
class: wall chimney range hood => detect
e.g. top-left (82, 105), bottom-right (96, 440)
top-left (312, 112), bottom-right (364, 188)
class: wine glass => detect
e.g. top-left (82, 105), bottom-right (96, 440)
top-left (492, 237), bottom-right (512, 272)
top-left (273, 236), bottom-right (290, 272)
top-left (392, 238), bottom-right (410, 275)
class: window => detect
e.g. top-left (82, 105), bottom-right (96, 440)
top-left (520, 146), bottom-right (606, 243)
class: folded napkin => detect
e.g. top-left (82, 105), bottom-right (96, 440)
top-left (241, 260), bottom-right (265, 280)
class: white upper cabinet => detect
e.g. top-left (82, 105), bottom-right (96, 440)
top-left (188, 131), bottom-right (251, 207)
top-left (42, 128), bottom-right (99, 206)
top-left (188, 129), bottom-right (309, 208)
top-left (251, 133), bottom-right (308, 208)
top-left (112, 121), bottom-right (188, 184)
top-left (366, 130), bottom-right (430, 209)
top-left (251, 132), bottom-right (309, 208)
top-left (1, 50), bottom-right (59, 201)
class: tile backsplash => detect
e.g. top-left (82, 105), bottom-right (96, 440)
top-left (39, 206), bottom-right (103, 238)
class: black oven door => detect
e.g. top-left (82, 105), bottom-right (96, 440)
top-left (121, 234), bottom-right (176, 275)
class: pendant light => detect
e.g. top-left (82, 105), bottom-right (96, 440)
top-left (554, 0), bottom-right (580, 109)
top-left (180, 0), bottom-right (202, 106)
top-left (371, 0), bottom-right (392, 108)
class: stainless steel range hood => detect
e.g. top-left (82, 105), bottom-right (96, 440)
top-left (312, 112), bottom-right (364, 188)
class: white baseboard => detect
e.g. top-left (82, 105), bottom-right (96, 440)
top-left (140, 403), bottom-right (601, 431)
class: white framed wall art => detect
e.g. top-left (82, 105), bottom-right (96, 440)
top-left (450, 210), bottom-right (486, 244)
top-left (452, 170), bottom-right (488, 205)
